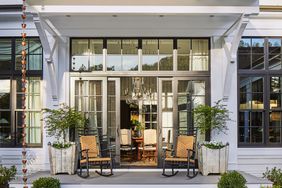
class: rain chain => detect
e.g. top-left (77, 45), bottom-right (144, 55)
top-left (21, 0), bottom-right (28, 187)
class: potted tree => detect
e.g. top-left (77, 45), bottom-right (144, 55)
top-left (44, 104), bottom-right (85, 175)
top-left (193, 100), bottom-right (230, 175)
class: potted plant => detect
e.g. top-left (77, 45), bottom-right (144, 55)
top-left (131, 120), bottom-right (144, 137)
top-left (193, 100), bottom-right (230, 175)
top-left (0, 165), bottom-right (16, 188)
top-left (44, 104), bottom-right (85, 175)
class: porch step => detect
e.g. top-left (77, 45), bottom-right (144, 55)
top-left (10, 171), bottom-right (272, 188)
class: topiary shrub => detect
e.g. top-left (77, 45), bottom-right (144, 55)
top-left (263, 167), bottom-right (282, 187)
top-left (218, 171), bottom-right (247, 188)
top-left (32, 177), bottom-right (60, 188)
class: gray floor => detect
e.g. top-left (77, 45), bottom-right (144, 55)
top-left (11, 170), bottom-right (271, 185)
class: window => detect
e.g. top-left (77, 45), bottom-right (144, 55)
top-left (239, 77), bottom-right (264, 144)
top-left (0, 39), bottom-right (12, 72)
top-left (71, 38), bottom-right (210, 72)
top-left (159, 39), bottom-right (173, 70)
top-left (0, 80), bottom-right (11, 146)
top-left (107, 39), bottom-right (138, 71)
top-left (71, 39), bottom-right (103, 71)
top-left (15, 38), bottom-right (43, 70)
top-left (0, 37), bottom-right (43, 147)
top-left (142, 39), bottom-right (173, 71)
top-left (238, 37), bottom-right (282, 147)
top-left (142, 39), bottom-right (158, 71)
top-left (177, 39), bottom-right (209, 71)
top-left (238, 38), bottom-right (265, 70)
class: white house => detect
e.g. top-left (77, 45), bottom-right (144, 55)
top-left (0, 0), bottom-right (281, 178)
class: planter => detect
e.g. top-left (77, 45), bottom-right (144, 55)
top-left (48, 143), bottom-right (77, 175)
top-left (135, 130), bottom-right (142, 137)
top-left (198, 144), bottom-right (229, 176)
top-left (0, 183), bottom-right (8, 188)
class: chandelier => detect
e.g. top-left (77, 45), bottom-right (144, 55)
top-left (124, 77), bottom-right (152, 105)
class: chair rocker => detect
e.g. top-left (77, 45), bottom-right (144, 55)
top-left (162, 134), bottom-right (198, 178)
top-left (78, 135), bottom-right (113, 178)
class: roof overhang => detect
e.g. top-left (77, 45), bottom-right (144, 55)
top-left (0, 0), bottom-right (260, 37)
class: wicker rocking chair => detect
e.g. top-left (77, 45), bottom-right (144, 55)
top-left (162, 132), bottom-right (198, 178)
top-left (78, 135), bottom-right (113, 178)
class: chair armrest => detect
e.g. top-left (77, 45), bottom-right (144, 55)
top-left (79, 149), bottom-right (89, 153)
top-left (162, 148), bottom-right (174, 158)
top-left (187, 149), bottom-right (196, 160)
top-left (79, 149), bottom-right (89, 160)
top-left (100, 146), bottom-right (115, 158)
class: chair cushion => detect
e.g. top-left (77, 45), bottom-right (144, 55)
top-left (165, 157), bottom-right (195, 163)
top-left (80, 157), bottom-right (111, 164)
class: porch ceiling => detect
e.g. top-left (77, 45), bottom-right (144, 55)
top-left (40, 14), bottom-right (242, 37)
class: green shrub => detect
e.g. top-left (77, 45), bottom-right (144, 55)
top-left (32, 177), bottom-right (60, 188)
top-left (263, 167), bottom-right (282, 187)
top-left (0, 165), bottom-right (17, 186)
top-left (218, 171), bottom-right (247, 188)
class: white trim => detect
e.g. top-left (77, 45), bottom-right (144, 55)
top-left (29, 6), bottom-right (259, 15)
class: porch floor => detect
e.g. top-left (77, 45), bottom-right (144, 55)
top-left (10, 170), bottom-right (272, 188)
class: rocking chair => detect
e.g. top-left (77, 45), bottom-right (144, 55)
top-left (162, 131), bottom-right (198, 178)
top-left (78, 135), bottom-right (114, 178)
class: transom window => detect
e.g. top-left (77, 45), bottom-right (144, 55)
top-left (70, 38), bottom-right (209, 72)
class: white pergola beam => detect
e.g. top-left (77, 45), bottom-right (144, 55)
top-left (33, 13), bottom-right (58, 100)
top-left (30, 5), bottom-right (259, 15)
top-left (222, 15), bottom-right (249, 100)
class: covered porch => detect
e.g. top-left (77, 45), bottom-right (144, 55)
top-left (10, 170), bottom-right (272, 188)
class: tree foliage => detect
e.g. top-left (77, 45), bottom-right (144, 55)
top-left (193, 100), bottom-right (231, 135)
top-left (43, 104), bottom-right (85, 146)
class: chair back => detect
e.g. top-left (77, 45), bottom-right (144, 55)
top-left (80, 135), bottom-right (100, 158)
top-left (175, 135), bottom-right (194, 158)
top-left (144, 129), bottom-right (157, 145)
top-left (120, 129), bottom-right (131, 145)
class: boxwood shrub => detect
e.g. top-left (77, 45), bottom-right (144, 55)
top-left (218, 171), bottom-right (247, 188)
top-left (32, 177), bottom-right (60, 188)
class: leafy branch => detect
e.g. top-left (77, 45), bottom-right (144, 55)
top-left (193, 100), bottom-right (231, 135)
top-left (43, 104), bottom-right (85, 145)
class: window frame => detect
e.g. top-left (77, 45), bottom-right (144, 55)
top-left (0, 37), bottom-right (43, 148)
top-left (238, 37), bottom-right (282, 147)
top-left (69, 37), bottom-right (211, 74)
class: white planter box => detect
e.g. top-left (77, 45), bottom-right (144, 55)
top-left (198, 144), bottom-right (229, 176)
top-left (48, 143), bottom-right (77, 175)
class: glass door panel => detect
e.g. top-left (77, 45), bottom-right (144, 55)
top-left (107, 78), bottom-right (120, 165)
top-left (177, 80), bottom-right (206, 134)
top-left (158, 78), bottom-right (174, 165)
top-left (71, 77), bottom-right (107, 146)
